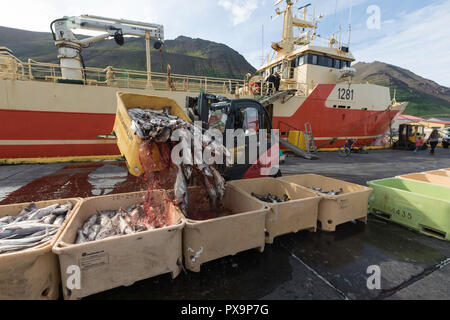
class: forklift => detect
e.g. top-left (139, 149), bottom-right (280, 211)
top-left (393, 123), bottom-right (427, 151)
top-left (185, 93), bottom-right (281, 180)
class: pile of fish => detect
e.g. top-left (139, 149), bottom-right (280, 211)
top-left (308, 187), bottom-right (344, 196)
top-left (129, 107), bottom-right (231, 215)
top-left (75, 204), bottom-right (156, 244)
top-left (251, 193), bottom-right (291, 203)
top-left (0, 202), bottom-right (73, 254)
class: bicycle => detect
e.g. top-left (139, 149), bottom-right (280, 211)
top-left (338, 139), bottom-right (368, 157)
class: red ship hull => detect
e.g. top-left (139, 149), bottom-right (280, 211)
top-left (0, 84), bottom-right (401, 160)
top-left (273, 84), bottom-right (401, 148)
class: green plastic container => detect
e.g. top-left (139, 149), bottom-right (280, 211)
top-left (367, 178), bottom-right (450, 241)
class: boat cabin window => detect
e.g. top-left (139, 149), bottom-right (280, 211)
top-left (342, 60), bottom-right (351, 68)
top-left (289, 53), bottom-right (352, 70)
top-left (271, 64), bottom-right (282, 74)
top-left (334, 59), bottom-right (341, 69)
top-left (292, 55), bottom-right (306, 68)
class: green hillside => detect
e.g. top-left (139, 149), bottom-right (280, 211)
top-left (353, 61), bottom-right (450, 117)
top-left (0, 26), bottom-right (256, 79)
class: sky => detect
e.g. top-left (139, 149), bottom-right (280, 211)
top-left (1, 0), bottom-right (449, 87)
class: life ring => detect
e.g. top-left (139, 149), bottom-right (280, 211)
top-left (250, 82), bottom-right (261, 95)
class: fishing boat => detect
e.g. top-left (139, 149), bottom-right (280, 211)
top-left (0, 4), bottom-right (406, 163)
top-left (242, 0), bottom-right (407, 149)
top-left (0, 15), bottom-right (246, 162)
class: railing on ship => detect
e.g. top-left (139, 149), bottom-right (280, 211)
top-left (1, 52), bottom-right (315, 97)
top-left (0, 53), bottom-right (246, 95)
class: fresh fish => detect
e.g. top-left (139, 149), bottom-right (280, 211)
top-left (251, 193), bottom-right (291, 203)
top-left (118, 218), bottom-right (131, 234)
top-left (0, 202), bottom-right (73, 255)
top-left (129, 206), bottom-right (144, 225)
top-left (155, 126), bottom-right (171, 143)
top-left (14, 215), bottom-right (29, 223)
top-left (174, 164), bottom-right (188, 215)
top-left (197, 164), bottom-right (213, 177)
top-left (182, 164), bottom-right (193, 180)
top-left (18, 203), bottom-right (37, 217)
top-left (0, 216), bottom-right (15, 224)
top-left (53, 216), bottom-right (66, 226)
top-left (42, 214), bottom-right (57, 225)
top-left (28, 204), bottom-right (59, 220)
top-left (203, 175), bottom-right (217, 208)
top-left (75, 229), bottom-right (87, 244)
top-left (82, 215), bottom-right (98, 237)
top-left (0, 229), bottom-right (55, 246)
top-left (50, 207), bottom-right (69, 216)
top-left (307, 187), bottom-right (344, 196)
top-left (131, 120), bottom-right (145, 139)
top-left (95, 215), bottom-right (116, 240)
top-left (88, 225), bottom-right (101, 241)
top-left (64, 201), bottom-right (73, 211)
top-left (210, 166), bottom-right (225, 201)
top-left (0, 225), bottom-right (58, 240)
top-left (0, 242), bottom-right (43, 254)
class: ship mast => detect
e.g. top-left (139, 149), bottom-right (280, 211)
top-left (271, 1), bottom-right (316, 59)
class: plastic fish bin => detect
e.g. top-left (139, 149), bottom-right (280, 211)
top-left (425, 170), bottom-right (450, 178)
top-left (398, 173), bottom-right (450, 189)
top-left (113, 92), bottom-right (191, 177)
top-left (229, 178), bottom-right (320, 243)
top-left (278, 174), bottom-right (372, 232)
top-left (367, 178), bottom-right (450, 241)
top-left (0, 198), bottom-right (81, 300)
top-left (178, 185), bottom-right (268, 272)
top-left (52, 191), bottom-right (185, 300)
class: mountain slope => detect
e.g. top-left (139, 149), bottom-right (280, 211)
top-left (0, 26), bottom-right (255, 79)
top-left (353, 61), bottom-right (450, 117)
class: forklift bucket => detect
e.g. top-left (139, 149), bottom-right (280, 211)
top-left (113, 92), bottom-right (191, 177)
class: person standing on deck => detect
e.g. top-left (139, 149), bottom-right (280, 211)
top-left (266, 73), bottom-right (277, 95)
top-left (427, 129), bottom-right (440, 155)
top-left (274, 71), bottom-right (281, 92)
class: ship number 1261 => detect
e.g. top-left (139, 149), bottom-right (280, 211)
top-left (338, 88), bottom-right (354, 100)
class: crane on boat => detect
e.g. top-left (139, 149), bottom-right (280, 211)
top-left (51, 15), bottom-right (164, 83)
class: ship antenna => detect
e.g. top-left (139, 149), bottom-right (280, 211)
top-left (261, 24), bottom-right (265, 67)
top-left (347, 0), bottom-right (353, 47)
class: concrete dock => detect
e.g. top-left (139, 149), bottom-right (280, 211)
top-left (0, 149), bottom-right (449, 300)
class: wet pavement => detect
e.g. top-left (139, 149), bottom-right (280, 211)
top-left (0, 149), bottom-right (449, 300)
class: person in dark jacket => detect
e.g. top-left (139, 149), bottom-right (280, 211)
top-left (427, 129), bottom-right (440, 155)
top-left (266, 73), bottom-right (277, 95)
top-left (274, 72), bottom-right (281, 92)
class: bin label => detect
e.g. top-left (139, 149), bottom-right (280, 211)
top-left (338, 199), bottom-right (350, 209)
top-left (79, 251), bottom-right (109, 270)
top-left (386, 205), bottom-right (415, 222)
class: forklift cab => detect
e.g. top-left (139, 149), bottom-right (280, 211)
top-left (394, 123), bottom-right (425, 151)
top-left (186, 93), bottom-right (280, 180)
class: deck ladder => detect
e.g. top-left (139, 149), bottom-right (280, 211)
top-left (304, 122), bottom-right (317, 153)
